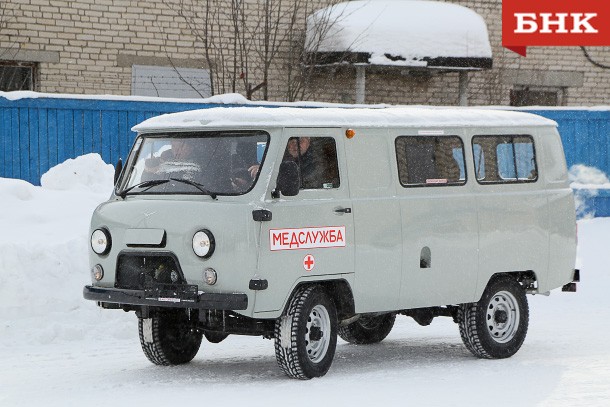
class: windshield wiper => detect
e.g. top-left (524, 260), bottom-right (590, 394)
top-left (169, 178), bottom-right (217, 199)
top-left (118, 179), bottom-right (169, 198)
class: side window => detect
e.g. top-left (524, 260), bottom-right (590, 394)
top-left (472, 135), bottom-right (537, 183)
top-left (395, 136), bottom-right (466, 187)
top-left (282, 137), bottom-right (340, 189)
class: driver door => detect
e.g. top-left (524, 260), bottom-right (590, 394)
top-left (254, 128), bottom-right (354, 315)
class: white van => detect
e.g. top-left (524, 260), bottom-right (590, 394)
top-left (84, 106), bottom-right (578, 379)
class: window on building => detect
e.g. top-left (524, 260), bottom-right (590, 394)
top-left (510, 87), bottom-right (564, 106)
top-left (131, 65), bottom-right (212, 98)
top-left (395, 136), bottom-right (466, 187)
top-left (472, 135), bottom-right (537, 183)
top-left (0, 62), bottom-right (36, 91)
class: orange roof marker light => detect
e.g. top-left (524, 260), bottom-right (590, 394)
top-left (346, 129), bottom-right (356, 139)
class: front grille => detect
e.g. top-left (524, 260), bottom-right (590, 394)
top-left (115, 253), bottom-right (185, 290)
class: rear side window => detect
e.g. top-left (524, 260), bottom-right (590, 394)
top-left (472, 135), bottom-right (537, 183)
top-left (395, 136), bottom-right (466, 187)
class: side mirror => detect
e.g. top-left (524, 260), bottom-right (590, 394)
top-left (114, 158), bottom-right (123, 185)
top-left (275, 161), bottom-right (300, 197)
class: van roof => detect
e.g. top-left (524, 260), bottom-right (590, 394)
top-left (133, 106), bottom-right (557, 133)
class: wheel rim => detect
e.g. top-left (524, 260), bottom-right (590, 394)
top-left (305, 304), bottom-right (331, 363)
top-left (486, 290), bottom-right (520, 343)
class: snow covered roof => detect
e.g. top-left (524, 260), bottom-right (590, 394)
top-left (305, 0), bottom-right (492, 69)
top-left (133, 106), bottom-right (556, 133)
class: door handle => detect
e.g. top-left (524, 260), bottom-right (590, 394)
top-left (334, 207), bottom-right (352, 214)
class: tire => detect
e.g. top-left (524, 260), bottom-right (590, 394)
top-left (338, 313), bottom-right (396, 344)
top-left (457, 275), bottom-right (529, 359)
top-left (138, 311), bottom-right (203, 365)
top-left (274, 285), bottom-right (338, 379)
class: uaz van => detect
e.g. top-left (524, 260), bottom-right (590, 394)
top-left (84, 106), bottom-right (578, 379)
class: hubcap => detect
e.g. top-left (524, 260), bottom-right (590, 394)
top-left (486, 290), bottom-right (520, 343)
top-left (305, 304), bottom-right (331, 363)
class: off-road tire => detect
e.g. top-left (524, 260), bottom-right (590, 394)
top-left (338, 313), bottom-right (396, 344)
top-left (138, 311), bottom-right (202, 365)
top-left (458, 275), bottom-right (529, 359)
top-left (274, 285), bottom-right (338, 379)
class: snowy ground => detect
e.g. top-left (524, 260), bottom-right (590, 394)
top-left (1, 155), bottom-right (609, 407)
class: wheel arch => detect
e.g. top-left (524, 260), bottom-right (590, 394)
top-left (281, 279), bottom-right (355, 319)
top-left (475, 270), bottom-right (538, 302)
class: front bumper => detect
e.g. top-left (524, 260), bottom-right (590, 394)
top-left (83, 285), bottom-right (248, 310)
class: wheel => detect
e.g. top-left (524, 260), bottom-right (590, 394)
top-left (338, 313), bottom-right (396, 344)
top-left (138, 311), bottom-right (203, 365)
top-left (274, 285), bottom-right (338, 379)
top-left (457, 275), bottom-right (529, 359)
top-left (203, 330), bottom-right (229, 343)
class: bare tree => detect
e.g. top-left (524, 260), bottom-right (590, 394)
top-left (466, 47), bottom-right (523, 105)
top-left (161, 0), bottom-right (348, 101)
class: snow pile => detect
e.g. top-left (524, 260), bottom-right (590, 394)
top-left (569, 165), bottom-right (610, 218)
top-left (306, 0), bottom-right (492, 66)
top-left (569, 164), bottom-right (610, 188)
top-left (0, 154), bottom-right (131, 347)
top-left (41, 153), bottom-right (115, 193)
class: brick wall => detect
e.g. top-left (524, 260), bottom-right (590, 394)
top-left (1, 0), bottom-right (609, 105)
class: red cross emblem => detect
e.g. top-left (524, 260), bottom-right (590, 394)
top-left (303, 254), bottom-right (315, 271)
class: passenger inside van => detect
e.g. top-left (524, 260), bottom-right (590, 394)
top-left (142, 139), bottom-right (200, 180)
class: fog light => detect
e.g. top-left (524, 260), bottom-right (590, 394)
top-left (203, 268), bottom-right (217, 285)
top-left (91, 264), bottom-right (104, 281)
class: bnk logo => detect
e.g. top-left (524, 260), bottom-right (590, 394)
top-left (503, 0), bottom-right (610, 56)
top-left (514, 13), bottom-right (598, 34)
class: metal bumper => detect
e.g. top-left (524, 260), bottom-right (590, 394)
top-left (83, 285), bottom-right (248, 310)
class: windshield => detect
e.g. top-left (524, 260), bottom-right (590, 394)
top-left (118, 131), bottom-right (269, 196)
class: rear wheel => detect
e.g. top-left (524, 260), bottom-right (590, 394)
top-left (338, 313), bottom-right (396, 344)
top-left (138, 311), bottom-right (202, 365)
top-left (458, 275), bottom-right (529, 359)
top-left (274, 286), bottom-right (338, 379)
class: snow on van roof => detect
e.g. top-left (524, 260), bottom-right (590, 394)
top-left (132, 106), bottom-right (557, 132)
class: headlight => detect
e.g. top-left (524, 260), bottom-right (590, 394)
top-left (192, 229), bottom-right (215, 258)
top-left (91, 228), bottom-right (111, 255)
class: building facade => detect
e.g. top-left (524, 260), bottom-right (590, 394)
top-left (1, 0), bottom-right (609, 106)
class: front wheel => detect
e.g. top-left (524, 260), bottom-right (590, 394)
top-left (457, 275), bottom-right (529, 359)
top-left (274, 286), bottom-right (338, 379)
top-left (138, 311), bottom-right (202, 365)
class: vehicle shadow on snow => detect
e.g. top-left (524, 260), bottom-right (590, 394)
top-left (124, 336), bottom-right (480, 383)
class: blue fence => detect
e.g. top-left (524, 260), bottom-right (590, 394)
top-left (526, 109), bottom-right (610, 177)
